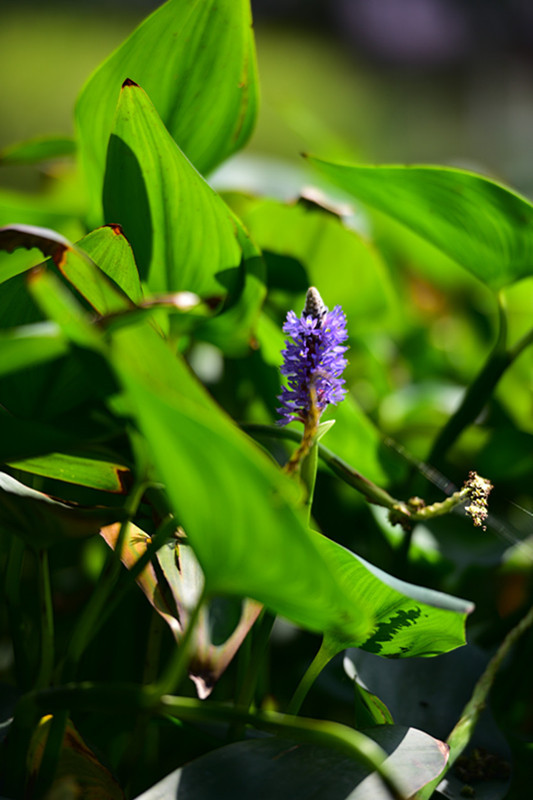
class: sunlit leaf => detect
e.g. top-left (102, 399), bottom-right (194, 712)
top-left (8, 452), bottom-right (129, 493)
top-left (240, 196), bottom-right (396, 328)
top-left (103, 80), bottom-right (242, 296)
top-left (307, 157), bottom-right (533, 290)
top-left (76, 0), bottom-right (258, 221)
top-left (314, 532), bottom-right (473, 656)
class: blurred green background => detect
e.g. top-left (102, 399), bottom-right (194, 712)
top-left (3, 0), bottom-right (533, 191)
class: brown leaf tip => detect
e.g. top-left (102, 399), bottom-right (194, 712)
top-left (107, 224), bottom-right (124, 236)
top-left (122, 78), bottom-right (139, 88)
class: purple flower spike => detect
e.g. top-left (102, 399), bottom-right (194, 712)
top-left (277, 287), bottom-right (348, 425)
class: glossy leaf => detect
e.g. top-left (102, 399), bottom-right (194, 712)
top-left (103, 80), bottom-right (243, 296)
top-left (314, 532), bottom-right (473, 656)
top-left (76, 0), bottom-right (258, 220)
top-left (307, 157), bottom-right (533, 290)
top-left (133, 726), bottom-right (448, 800)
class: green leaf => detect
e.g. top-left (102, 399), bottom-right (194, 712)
top-left (7, 453), bottom-right (129, 493)
top-left (307, 157), bottom-right (533, 291)
top-left (76, 0), bottom-right (258, 221)
top-left (27, 269), bottom-right (471, 651)
top-left (103, 80), bottom-right (245, 297)
top-left (0, 135), bottom-right (76, 165)
top-left (240, 197), bottom-right (396, 327)
top-left (106, 320), bottom-right (374, 641)
top-left (0, 322), bottom-right (68, 378)
top-left (133, 727), bottom-right (448, 800)
top-left (77, 225), bottom-right (143, 305)
top-left (315, 532), bottom-right (473, 656)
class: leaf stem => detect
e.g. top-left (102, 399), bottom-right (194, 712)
top-left (428, 293), bottom-right (510, 467)
top-left (287, 637), bottom-right (337, 716)
top-left (5, 537), bottom-right (30, 690)
top-left (416, 602), bottom-right (533, 799)
top-left (35, 549), bottom-right (54, 690)
top-left (244, 423), bottom-right (486, 528)
top-left (20, 683), bottom-right (407, 800)
top-left (62, 478), bottom-right (149, 681)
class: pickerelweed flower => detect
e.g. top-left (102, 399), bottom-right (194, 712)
top-left (277, 287), bottom-right (348, 426)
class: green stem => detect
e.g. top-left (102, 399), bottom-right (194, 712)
top-left (35, 549), bottom-right (54, 690)
top-left (120, 611), bottom-right (165, 793)
top-left (428, 294), bottom-right (509, 467)
top-left (244, 423), bottom-right (403, 510)
top-left (244, 423), bottom-right (483, 528)
top-left (416, 603), bottom-right (533, 800)
top-left (62, 479), bottom-right (149, 681)
top-left (18, 683), bottom-right (406, 800)
top-left (287, 637), bottom-right (337, 716)
top-left (234, 610), bottom-right (275, 712)
top-left (150, 584), bottom-right (207, 698)
top-left (5, 537), bottom-right (30, 690)
top-left (228, 610), bottom-right (275, 741)
top-left (160, 696), bottom-right (405, 800)
top-left (1, 692), bottom-right (39, 799)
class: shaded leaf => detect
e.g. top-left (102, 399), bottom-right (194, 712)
top-left (307, 157), bottom-right (533, 290)
top-left (0, 322), bottom-right (68, 378)
top-left (157, 540), bottom-right (262, 698)
top-left (101, 522), bottom-right (182, 641)
top-left (27, 715), bottom-right (123, 800)
top-left (133, 727), bottom-right (448, 800)
top-left (0, 472), bottom-right (126, 549)
top-left (345, 647), bottom-right (512, 800)
top-left (76, 0), bottom-right (258, 221)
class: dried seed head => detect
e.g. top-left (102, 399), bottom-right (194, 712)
top-left (304, 286), bottom-right (328, 324)
top-left (464, 471), bottom-right (493, 530)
